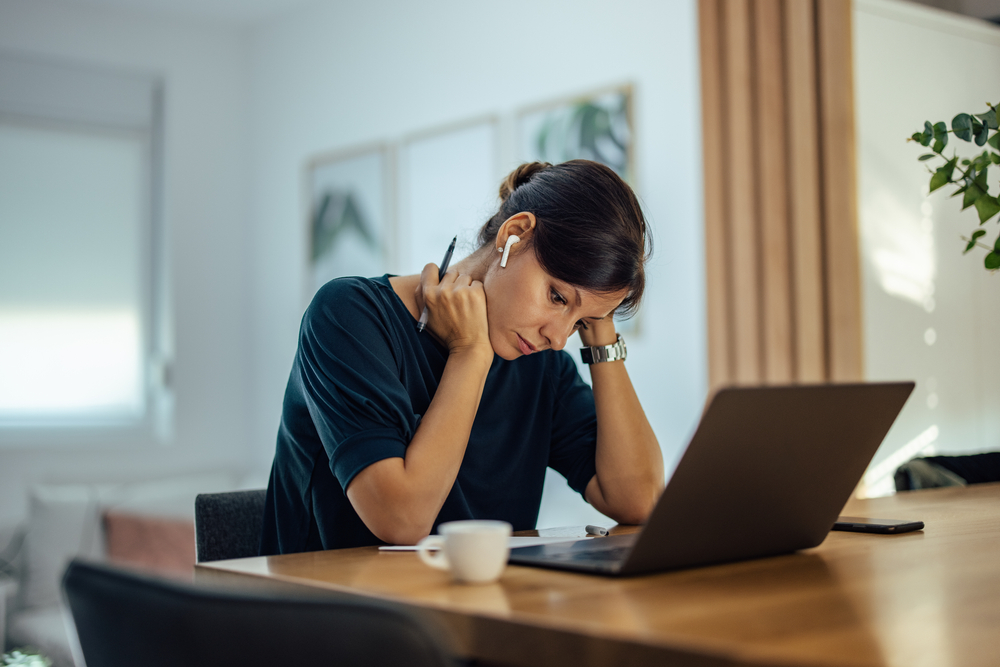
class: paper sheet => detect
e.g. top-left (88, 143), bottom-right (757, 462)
top-left (378, 535), bottom-right (593, 552)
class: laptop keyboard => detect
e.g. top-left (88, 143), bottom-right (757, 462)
top-left (548, 546), bottom-right (630, 562)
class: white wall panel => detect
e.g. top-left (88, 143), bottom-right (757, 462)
top-left (855, 0), bottom-right (1000, 495)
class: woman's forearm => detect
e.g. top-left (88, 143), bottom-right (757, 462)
top-left (346, 345), bottom-right (493, 544)
top-left (582, 329), bottom-right (664, 524)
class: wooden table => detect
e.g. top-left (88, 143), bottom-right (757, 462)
top-left (196, 483), bottom-right (1000, 667)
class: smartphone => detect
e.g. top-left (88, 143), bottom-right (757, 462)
top-left (832, 516), bottom-right (924, 534)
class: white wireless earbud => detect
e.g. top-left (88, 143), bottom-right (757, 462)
top-left (499, 234), bottom-right (520, 268)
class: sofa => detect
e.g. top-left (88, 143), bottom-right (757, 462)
top-left (0, 471), bottom-right (266, 666)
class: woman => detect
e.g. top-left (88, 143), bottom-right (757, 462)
top-left (260, 160), bottom-right (663, 553)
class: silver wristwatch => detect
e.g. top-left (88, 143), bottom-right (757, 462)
top-left (580, 334), bottom-right (627, 364)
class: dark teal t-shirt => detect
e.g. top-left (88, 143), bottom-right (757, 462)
top-left (260, 275), bottom-right (598, 553)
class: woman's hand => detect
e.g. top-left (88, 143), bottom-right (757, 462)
top-left (349, 267), bottom-right (494, 545)
top-left (578, 317), bottom-right (619, 348)
top-left (415, 264), bottom-right (492, 357)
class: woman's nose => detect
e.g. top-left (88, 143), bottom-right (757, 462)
top-left (543, 322), bottom-right (571, 351)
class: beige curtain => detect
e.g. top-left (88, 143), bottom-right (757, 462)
top-left (699, 0), bottom-right (863, 389)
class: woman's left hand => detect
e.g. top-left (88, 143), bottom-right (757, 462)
top-left (578, 317), bottom-right (618, 348)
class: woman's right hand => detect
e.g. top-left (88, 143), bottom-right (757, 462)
top-left (351, 268), bottom-right (494, 545)
top-left (415, 263), bottom-right (492, 357)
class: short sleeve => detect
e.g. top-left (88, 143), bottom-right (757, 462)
top-left (294, 280), bottom-right (416, 489)
top-left (547, 351), bottom-right (598, 496)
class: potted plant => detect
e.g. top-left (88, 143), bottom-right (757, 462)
top-left (909, 102), bottom-right (1000, 269)
top-left (2, 649), bottom-right (51, 667)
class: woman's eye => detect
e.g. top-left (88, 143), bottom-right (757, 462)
top-left (550, 289), bottom-right (566, 305)
top-left (574, 320), bottom-right (589, 331)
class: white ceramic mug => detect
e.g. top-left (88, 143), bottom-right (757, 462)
top-left (416, 520), bottom-right (512, 584)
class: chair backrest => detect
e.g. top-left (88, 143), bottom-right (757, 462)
top-left (62, 559), bottom-right (455, 667)
top-left (194, 489), bottom-right (266, 562)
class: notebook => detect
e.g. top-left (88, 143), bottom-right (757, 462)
top-left (508, 382), bottom-right (915, 576)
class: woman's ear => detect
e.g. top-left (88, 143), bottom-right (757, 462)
top-left (495, 212), bottom-right (536, 257)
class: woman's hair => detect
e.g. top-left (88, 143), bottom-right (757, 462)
top-left (478, 160), bottom-right (650, 318)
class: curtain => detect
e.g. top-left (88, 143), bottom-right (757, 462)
top-left (699, 0), bottom-right (863, 388)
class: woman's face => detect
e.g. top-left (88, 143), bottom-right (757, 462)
top-left (482, 245), bottom-right (626, 361)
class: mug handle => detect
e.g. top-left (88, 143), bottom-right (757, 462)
top-left (416, 535), bottom-right (449, 571)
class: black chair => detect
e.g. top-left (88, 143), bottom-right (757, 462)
top-left (894, 453), bottom-right (1000, 491)
top-left (194, 489), bottom-right (266, 562)
top-left (62, 559), bottom-right (456, 667)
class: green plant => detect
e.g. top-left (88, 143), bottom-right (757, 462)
top-left (2, 649), bottom-right (52, 667)
top-left (909, 102), bottom-right (1000, 269)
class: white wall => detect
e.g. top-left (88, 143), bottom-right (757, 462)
top-left (0, 0), bottom-right (707, 530)
top-left (0, 0), bottom-right (254, 525)
top-left (855, 0), bottom-right (1000, 495)
top-left (244, 0), bottom-right (708, 524)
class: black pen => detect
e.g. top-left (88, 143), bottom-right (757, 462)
top-left (416, 235), bottom-right (457, 332)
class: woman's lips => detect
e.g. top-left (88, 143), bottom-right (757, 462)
top-left (516, 334), bottom-right (536, 355)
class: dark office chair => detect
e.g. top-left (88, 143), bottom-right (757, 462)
top-left (895, 452), bottom-right (1000, 491)
top-left (194, 489), bottom-right (266, 562)
top-left (62, 559), bottom-right (456, 667)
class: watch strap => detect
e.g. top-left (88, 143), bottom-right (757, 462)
top-left (580, 334), bottom-right (627, 364)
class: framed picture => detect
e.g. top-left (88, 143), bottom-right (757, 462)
top-left (305, 144), bottom-right (394, 297)
top-left (517, 85), bottom-right (634, 184)
top-left (399, 117), bottom-right (499, 275)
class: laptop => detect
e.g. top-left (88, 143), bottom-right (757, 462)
top-left (509, 382), bottom-right (915, 576)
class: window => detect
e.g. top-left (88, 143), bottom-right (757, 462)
top-left (0, 53), bottom-right (168, 438)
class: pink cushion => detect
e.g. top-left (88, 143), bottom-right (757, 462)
top-left (103, 511), bottom-right (195, 581)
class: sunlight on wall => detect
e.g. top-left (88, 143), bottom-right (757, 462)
top-left (0, 310), bottom-right (143, 422)
top-left (861, 190), bottom-right (937, 311)
top-left (863, 424), bottom-right (938, 497)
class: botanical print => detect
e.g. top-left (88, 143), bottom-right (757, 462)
top-left (307, 147), bottom-right (390, 295)
top-left (519, 87), bottom-right (633, 184)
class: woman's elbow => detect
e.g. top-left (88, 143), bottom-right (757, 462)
top-left (346, 465), bottom-right (438, 545)
top-left (364, 510), bottom-right (435, 546)
top-left (611, 483), bottom-right (663, 525)
top-left (349, 502), bottom-right (434, 546)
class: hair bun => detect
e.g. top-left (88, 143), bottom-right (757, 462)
top-left (499, 162), bottom-right (552, 202)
